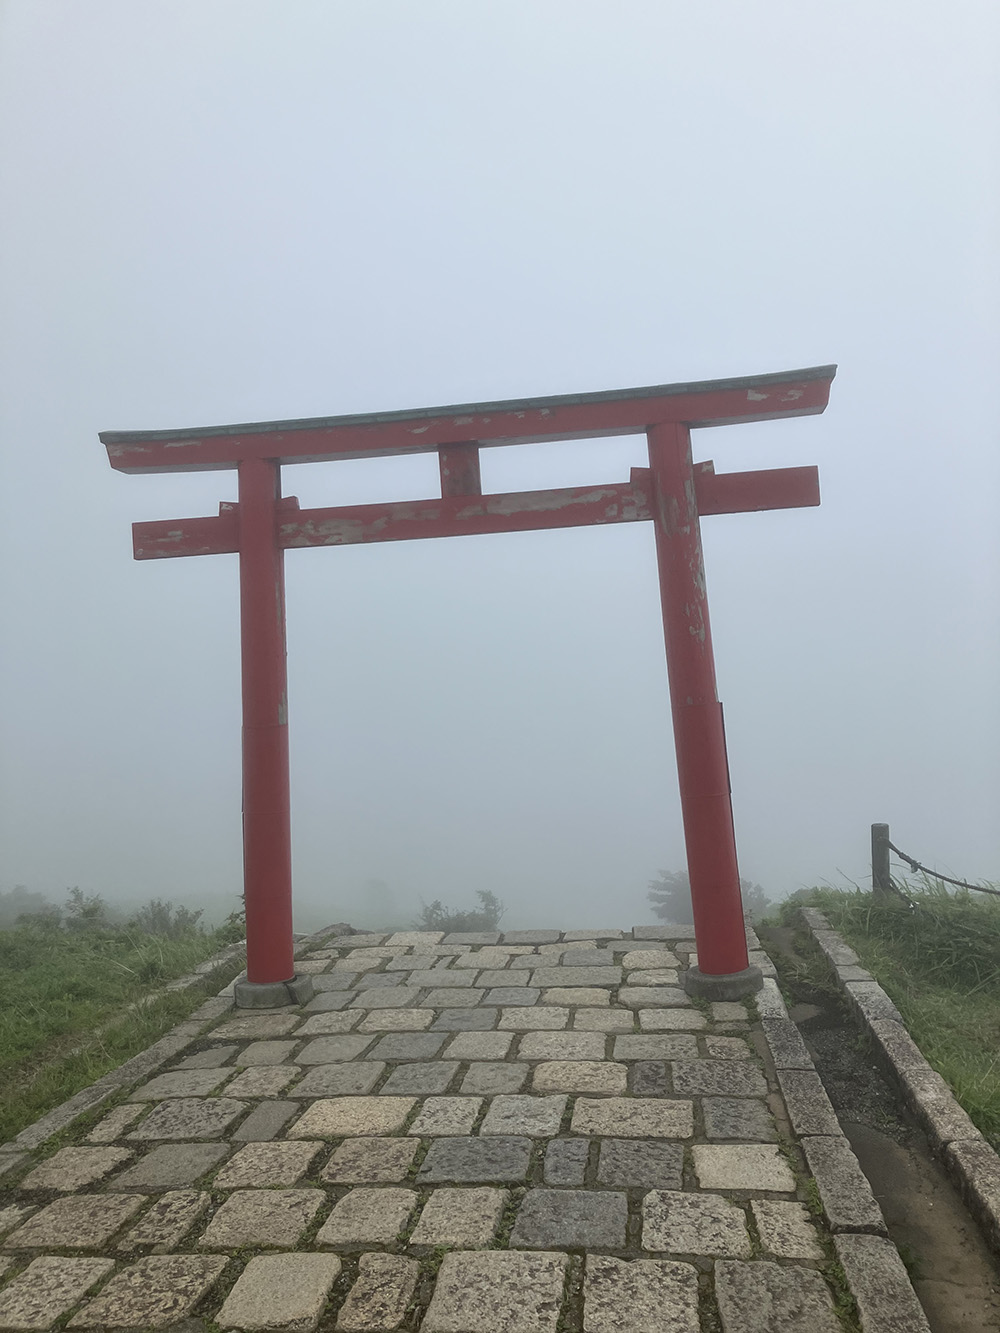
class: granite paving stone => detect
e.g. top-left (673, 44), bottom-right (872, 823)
top-left (126, 1097), bottom-right (248, 1141)
top-left (622, 950), bottom-right (681, 970)
top-left (67, 1254), bottom-right (227, 1328)
top-left (518, 1031), bottom-right (607, 1061)
top-left (364, 1032), bottom-right (446, 1062)
top-left (316, 1187), bottom-right (417, 1244)
top-left (386, 931), bottom-right (444, 946)
top-left (460, 1062), bottom-right (530, 1095)
top-left (474, 969), bottom-right (526, 988)
top-left (442, 1031), bottom-right (514, 1060)
top-left (702, 1097), bottom-right (779, 1142)
top-left (573, 1008), bottom-right (635, 1031)
top-left (417, 1136), bottom-right (532, 1183)
top-left (178, 1043), bottom-right (240, 1068)
top-left (219, 1253), bottom-right (343, 1332)
top-left (288, 1097), bottom-right (416, 1138)
top-left (571, 1098), bottom-right (694, 1139)
top-left (613, 1034), bottom-right (699, 1061)
top-left (235, 1039), bottom-right (300, 1066)
top-left (408, 1097), bottom-right (483, 1136)
top-left (232, 1101), bottom-right (299, 1141)
top-left (642, 1190), bottom-right (751, 1256)
top-left (0, 1257), bottom-right (115, 1331)
top-left (565, 929), bottom-right (623, 940)
top-left (424, 989), bottom-right (487, 1009)
top-left (336, 1252), bottom-right (418, 1331)
top-left (502, 930), bottom-right (561, 944)
top-left (5, 1194), bottom-right (146, 1248)
top-left (619, 987), bottom-right (689, 1008)
top-left (498, 1007), bottom-right (568, 1031)
top-left (760, 1018), bottom-right (814, 1069)
top-left (113, 1143), bottom-right (231, 1190)
top-left (213, 1140), bottom-right (324, 1188)
top-left (20, 1147), bottom-right (132, 1192)
top-left (480, 1095), bottom-right (568, 1137)
top-left (631, 925), bottom-right (693, 940)
top-left (85, 1103), bottom-right (146, 1143)
top-left (321, 1138), bottom-right (420, 1183)
top-left (310, 972), bottom-right (360, 991)
top-left (297, 1035), bottom-right (374, 1064)
top-left (443, 931), bottom-right (502, 944)
top-left (532, 1060), bottom-right (627, 1095)
top-left (598, 1140), bottom-right (683, 1189)
top-left (483, 987), bottom-right (540, 1006)
top-left (833, 1233), bottom-right (933, 1333)
top-left (0, 1203), bottom-right (35, 1238)
top-left (626, 970), bottom-right (680, 986)
top-left (453, 948), bottom-right (511, 968)
top-left (539, 987), bottom-right (610, 1006)
top-left (776, 1069), bottom-right (843, 1137)
top-left (671, 1060), bottom-right (767, 1098)
top-left (709, 1003), bottom-right (747, 1022)
top-left (582, 1255), bottom-right (700, 1333)
top-left (691, 1144), bottom-right (796, 1193)
top-left (511, 1188), bottom-right (626, 1249)
top-left (304, 992), bottom-right (353, 1011)
top-left (638, 1008), bottom-right (707, 1031)
top-left (410, 1186), bottom-right (508, 1246)
top-left (357, 1008), bottom-right (435, 1032)
top-left (213, 1013), bottom-right (302, 1039)
top-left (200, 1189), bottom-right (323, 1248)
top-left (349, 987), bottom-right (422, 1009)
top-left (628, 1062), bottom-right (671, 1096)
top-left (751, 1201), bottom-right (823, 1260)
top-left (127, 1068), bottom-right (233, 1099)
top-left (353, 973), bottom-right (404, 990)
top-left (529, 967), bottom-right (622, 989)
top-left (121, 1189), bottom-right (211, 1248)
top-left (224, 1065), bottom-right (299, 1097)
top-left (408, 969), bottom-right (478, 988)
top-left (800, 1135), bottom-right (887, 1233)
top-left (422, 1250), bottom-right (568, 1333)
top-left (379, 1061), bottom-right (460, 1095)
top-left (557, 949), bottom-right (618, 966)
top-left (544, 1138), bottom-right (589, 1186)
top-left (714, 1259), bottom-right (841, 1333)
top-left (703, 1035), bottom-right (752, 1060)
top-left (386, 952), bottom-right (441, 970)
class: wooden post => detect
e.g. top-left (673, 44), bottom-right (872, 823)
top-left (871, 823), bottom-right (892, 896)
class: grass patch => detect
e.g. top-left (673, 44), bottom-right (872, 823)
top-left (0, 899), bottom-right (245, 1142)
top-left (789, 883), bottom-right (1000, 1148)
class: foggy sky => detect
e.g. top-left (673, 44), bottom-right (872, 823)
top-left (1, 1), bottom-right (997, 931)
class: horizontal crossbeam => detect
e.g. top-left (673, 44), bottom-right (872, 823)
top-left (131, 465), bottom-right (820, 560)
top-left (103, 365), bottom-right (836, 473)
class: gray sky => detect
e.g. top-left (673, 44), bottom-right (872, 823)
top-left (1, 0), bottom-right (997, 931)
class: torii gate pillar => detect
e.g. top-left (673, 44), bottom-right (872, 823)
top-left (102, 364), bottom-right (836, 1005)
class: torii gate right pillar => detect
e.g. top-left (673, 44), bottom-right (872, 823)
top-left (648, 422), bottom-right (761, 998)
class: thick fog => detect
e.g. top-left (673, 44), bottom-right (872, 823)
top-left (1, 1), bottom-right (997, 933)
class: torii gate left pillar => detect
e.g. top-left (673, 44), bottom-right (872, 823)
top-left (102, 365), bottom-right (836, 1005)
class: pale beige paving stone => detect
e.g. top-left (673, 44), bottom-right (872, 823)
top-left (19, 1147), bottom-right (132, 1192)
top-left (498, 1007), bottom-right (568, 1031)
top-left (528, 967), bottom-right (622, 989)
top-left (315, 1187), bottom-right (417, 1245)
top-left (85, 1103), bottom-right (146, 1143)
top-left (453, 947), bottom-right (513, 968)
top-left (573, 1008), bottom-right (635, 1031)
top-left (621, 950), bottom-right (681, 970)
top-left (126, 1097), bottom-right (248, 1141)
top-left (224, 1065), bottom-right (299, 1098)
top-left (714, 1259), bottom-right (841, 1333)
top-left (235, 1039), bottom-right (300, 1065)
top-left (342, 948), bottom-right (395, 963)
top-left (297, 1011), bottom-right (363, 1034)
top-left (704, 1035), bottom-right (753, 1060)
top-left (292, 958), bottom-right (332, 974)
top-left (539, 988), bottom-right (610, 1006)
top-left (335, 1252), bottom-right (418, 1332)
top-left (422, 988), bottom-right (486, 1007)
top-left (386, 930), bottom-right (444, 946)
top-left (385, 952), bottom-right (443, 970)
top-left (619, 987), bottom-right (689, 1008)
top-left (213, 1140), bottom-right (325, 1188)
top-left (582, 1256), bottom-right (700, 1333)
top-left (642, 1190), bottom-right (752, 1257)
top-left (571, 1097), bottom-right (694, 1138)
top-left (218, 1253), bottom-right (343, 1332)
top-left (356, 1008), bottom-right (435, 1032)
top-left (199, 1189), bottom-right (323, 1248)
top-left (212, 1013), bottom-right (302, 1039)
top-left (750, 1201), bottom-right (824, 1260)
top-left (287, 1097), bottom-right (416, 1138)
top-left (460, 1063), bottom-right (530, 1095)
top-left (442, 1031), bottom-right (514, 1060)
top-left (67, 1254), bottom-right (227, 1328)
top-left (297, 1035), bottom-right (375, 1063)
top-left (409, 1187), bottom-right (508, 1246)
top-left (612, 1034), bottom-right (699, 1061)
top-left (626, 969), bottom-right (680, 986)
top-left (638, 1008), bottom-right (707, 1031)
top-left (532, 1061), bottom-right (627, 1095)
top-left (0, 1257), bottom-right (115, 1331)
top-left (0, 1204), bottom-right (35, 1238)
top-left (408, 1097), bottom-right (483, 1136)
top-left (710, 1002), bottom-right (748, 1022)
top-left (517, 1031), bottom-right (607, 1061)
top-left (480, 1095), bottom-right (568, 1138)
top-left (422, 1249), bottom-right (568, 1333)
top-left (321, 1138), bottom-right (420, 1184)
top-left (5, 1194), bottom-right (145, 1249)
top-left (120, 1189), bottom-right (210, 1249)
top-left (691, 1144), bottom-right (797, 1192)
top-left (290, 1063), bottom-right (385, 1097)
top-left (349, 987), bottom-right (422, 1009)
top-left (127, 1068), bottom-right (234, 1099)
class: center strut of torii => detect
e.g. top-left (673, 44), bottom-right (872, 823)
top-left (102, 364), bottom-right (836, 1005)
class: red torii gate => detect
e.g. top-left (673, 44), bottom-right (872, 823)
top-left (102, 364), bottom-right (836, 1005)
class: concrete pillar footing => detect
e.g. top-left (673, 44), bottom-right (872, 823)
top-left (683, 964), bottom-right (763, 1001)
top-left (233, 973), bottom-right (315, 1009)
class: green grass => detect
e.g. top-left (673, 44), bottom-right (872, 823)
top-left (789, 882), bottom-right (1000, 1148)
top-left (0, 910), bottom-right (245, 1143)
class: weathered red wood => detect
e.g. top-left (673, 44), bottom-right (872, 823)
top-left (695, 465), bottom-right (820, 515)
top-left (647, 422), bottom-right (751, 979)
top-left (133, 506), bottom-right (239, 560)
top-left (101, 366), bottom-right (835, 473)
top-left (439, 444), bottom-right (482, 497)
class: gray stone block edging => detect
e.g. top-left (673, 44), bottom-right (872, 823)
top-left (797, 907), bottom-right (1000, 1258)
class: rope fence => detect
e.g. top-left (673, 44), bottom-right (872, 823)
top-left (871, 823), bottom-right (1000, 900)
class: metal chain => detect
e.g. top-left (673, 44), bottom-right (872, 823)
top-left (887, 841), bottom-right (1000, 899)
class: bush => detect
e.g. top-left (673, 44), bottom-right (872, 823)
top-left (414, 890), bottom-right (505, 933)
top-left (128, 898), bottom-right (204, 939)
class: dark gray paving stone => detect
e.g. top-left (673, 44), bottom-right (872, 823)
top-left (304, 991), bottom-right (352, 1012)
top-left (291, 1063), bottom-right (385, 1097)
top-left (715, 1259), bottom-right (840, 1332)
top-left (702, 1098), bottom-right (779, 1142)
top-left (297, 1035), bottom-right (373, 1064)
top-left (502, 930), bottom-right (561, 944)
top-left (544, 1139), bottom-right (589, 1186)
top-left (113, 1144), bottom-right (230, 1190)
top-left (597, 1139), bottom-right (683, 1189)
top-left (631, 925), bottom-right (694, 940)
top-left (476, 970), bottom-right (530, 988)
top-left (177, 1045), bottom-right (239, 1069)
top-left (628, 1062), bottom-right (671, 1096)
top-left (310, 972), bottom-right (358, 991)
top-left (354, 972), bottom-right (404, 989)
top-left (367, 1033), bottom-right (447, 1061)
top-left (460, 1063), bottom-right (530, 1095)
top-left (801, 1136), bottom-right (887, 1234)
top-left (557, 949), bottom-right (618, 966)
top-left (231, 1101), bottom-right (299, 1142)
top-left (529, 967), bottom-right (622, 989)
top-left (510, 1189), bottom-right (627, 1249)
top-left (417, 1136), bottom-right (533, 1184)
top-left (380, 1061), bottom-right (460, 1095)
top-left (432, 1008), bottom-right (497, 1030)
top-left (349, 987), bottom-right (422, 1009)
top-left (671, 1060), bottom-right (767, 1098)
top-left (760, 1019), bottom-right (814, 1070)
top-left (483, 988), bottom-right (540, 1006)
top-left (776, 1070), bottom-right (842, 1137)
top-left (126, 1098), bottom-right (247, 1141)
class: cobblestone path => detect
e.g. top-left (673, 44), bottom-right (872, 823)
top-left (0, 925), bottom-right (930, 1332)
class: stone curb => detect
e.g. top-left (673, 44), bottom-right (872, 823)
top-left (797, 906), bottom-right (1000, 1257)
